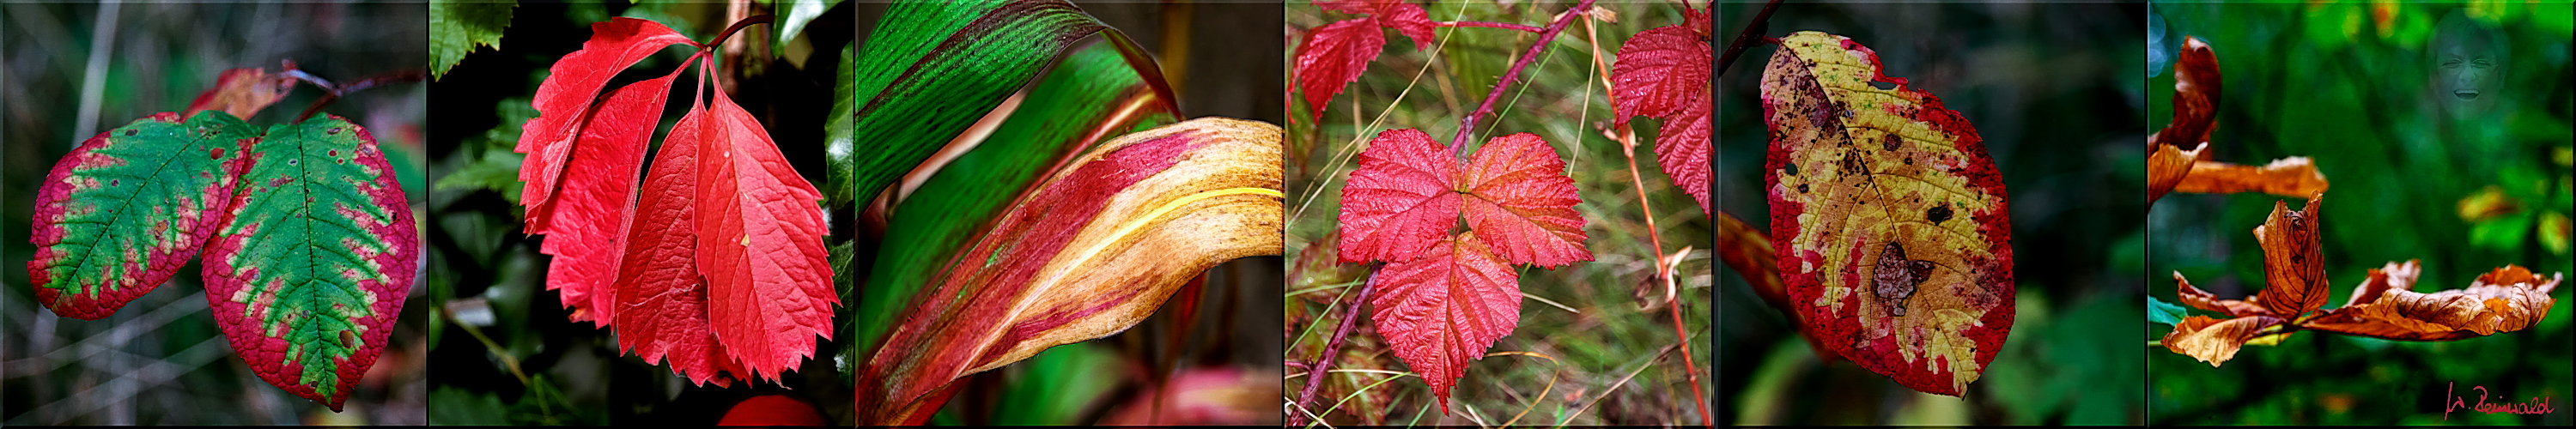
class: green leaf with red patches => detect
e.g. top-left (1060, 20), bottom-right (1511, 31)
top-left (201, 117), bottom-right (419, 411)
top-left (1761, 31), bottom-right (2014, 396)
top-left (28, 111), bottom-right (259, 320)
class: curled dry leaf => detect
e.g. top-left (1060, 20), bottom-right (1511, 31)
top-left (2151, 36), bottom-right (2221, 149)
top-left (2147, 142), bottom-right (2204, 205)
top-left (2160, 315), bottom-right (2287, 367)
top-left (2176, 157), bottom-right (2330, 199)
top-left (2252, 197), bottom-right (2330, 317)
top-left (184, 68), bottom-right (298, 121)
top-left (2306, 262), bottom-right (2562, 341)
top-left (1761, 31), bottom-right (2013, 396)
top-left (2173, 271), bottom-right (2274, 317)
top-left (855, 118), bottom-right (1284, 425)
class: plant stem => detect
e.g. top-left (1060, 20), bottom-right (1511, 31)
top-left (1452, 0), bottom-right (1596, 155)
top-left (1715, 0), bottom-right (1783, 78)
top-left (1583, 12), bottom-right (1715, 423)
top-left (1437, 21), bottom-right (1542, 33)
top-left (704, 14), bottom-right (774, 51)
top-left (1289, 281), bottom-right (1372, 427)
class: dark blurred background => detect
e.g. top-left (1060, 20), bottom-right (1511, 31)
top-left (1285, 1), bottom-right (1716, 426)
top-left (845, 1), bottom-right (1290, 425)
top-left (420, 0), bottom-right (852, 425)
top-left (1715, 1), bottom-right (2148, 425)
top-left (1, 2), bottom-right (430, 425)
top-left (2146, 2), bottom-right (2573, 425)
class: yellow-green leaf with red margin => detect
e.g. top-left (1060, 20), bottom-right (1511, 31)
top-left (1759, 31), bottom-right (2013, 396)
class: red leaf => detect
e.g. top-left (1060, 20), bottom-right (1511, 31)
top-left (610, 101), bottom-right (747, 387)
top-left (538, 63), bottom-right (688, 326)
top-left (1459, 132), bottom-right (1590, 267)
top-left (693, 87), bottom-right (835, 382)
top-left (1366, 233), bottom-right (1517, 414)
top-left (1336, 128), bottom-right (1460, 263)
top-left (1320, 0), bottom-right (1435, 49)
top-left (1292, 19), bottom-right (1386, 122)
top-left (517, 17), bottom-right (692, 226)
top-left (1612, 13), bottom-right (1713, 214)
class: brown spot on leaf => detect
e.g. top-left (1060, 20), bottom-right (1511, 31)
top-left (1883, 134), bottom-right (1901, 151)
top-left (1839, 150), bottom-right (1868, 177)
top-left (1874, 242), bottom-right (1936, 317)
top-left (1927, 203), bottom-right (1953, 224)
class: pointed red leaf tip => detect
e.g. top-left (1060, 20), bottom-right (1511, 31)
top-left (539, 61), bottom-right (690, 326)
top-left (1293, 0), bottom-right (1436, 121)
top-left (611, 102), bottom-right (748, 387)
top-left (1761, 32), bottom-right (2012, 396)
top-left (1612, 9), bottom-right (1714, 214)
top-left (1367, 233), bottom-right (1518, 415)
top-left (1335, 128), bottom-right (1588, 413)
top-left (693, 88), bottom-right (835, 383)
top-left (517, 17), bottom-right (692, 230)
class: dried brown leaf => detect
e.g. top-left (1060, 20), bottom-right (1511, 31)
top-left (2253, 197), bottom-right (2329, 318)
top-left (2162, 315), bottom-right (2285, 367)
top-left (2147, 142), bottom-right (2205, 205)
top-left (2306, 264), bottom-right (2561, 341)
top-left (2174, 270), bottom-right (2274, 317)
top-left (2174, 157), bottom-right (2329, 199)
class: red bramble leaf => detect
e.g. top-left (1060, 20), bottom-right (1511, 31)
top-left (1292, 0), bottom-right (1436, 121)
top-left (1610, 9), bottom-right (1713, 214)
top-left (1761, 32), bottom-right (2014, 396)
top-left (1335, 128), bottom-right (1589, 413)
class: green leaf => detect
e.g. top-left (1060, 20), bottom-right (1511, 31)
top-left (842, 0), bottom-right (1172, 208)
top-left (850, 39), bottom-right (1178, 359)
top-left (775, 0), bottom-right (844, 49)
top-left (430, 0), bottom-right (516, 80)
top-left (826, 41), bottom-right (857, 208)
top-left (28, 112), bottom-right (260, 320)
top-left (202, 117), bottom-right (419, 411)
top-left (2148, 295), bottom-right (2189, 327)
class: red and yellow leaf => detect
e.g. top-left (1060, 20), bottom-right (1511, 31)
top-left (855, 118), bottom-right (1282, 424)
top-left (201, 118), bottom-right (417, 411)
top-left (1760, 31), bottom-right (2014, 396)
top-left (28, 112), bottom-right (258, 320)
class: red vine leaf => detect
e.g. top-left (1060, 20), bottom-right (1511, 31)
top-left (1611, 9), bottom-right (1714, 214)
top-left (517, 17), bottom-right (692, 233)
top-left (1761, 32), bottom-right (2014, 396)
top-left (2306, 261), bottom-right (2562, 341)
top-left (538, 63), bottom-right (688, 326)
top-left (1366, 233), bottom-right (1518, 415)
top-left (693, 88), bottom-right (836, 382)
top-left (610, 102), bottom-right (748, 387)
top-left (1292, 0), bottom-right (1436, 121)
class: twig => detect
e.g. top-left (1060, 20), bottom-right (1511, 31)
top-left (1290, 281), bottom-right (1374, 427)
top-left (1715, 0), bottom-right (1783, 78)
top-left (1437, 21), bottom-right (1542, 33)
top-left (1583, 10), bottom-right (1715, 424)
top-left (1452, 0), bottom-right (1598, 156)
top-left (703, 14), bottom-right (774, 51)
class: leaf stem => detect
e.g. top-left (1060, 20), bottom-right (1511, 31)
top-left (1436, 21), bottom-right (1542, 33)
top-left (1715, 0), bottom-right (1783, 78)
top-left (704, 14), bottom-right (775, 51)
top-left (1451, 0), bottom-right (1596, 155)
top-left (283, 62), bottom-right (424, 123)
top-left (1289, 281), bottom-right (1373, 427)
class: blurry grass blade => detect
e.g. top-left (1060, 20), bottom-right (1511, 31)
top-left (842, 0), bottom-right (1175, 208)
top-left (854, 118), bottom-right (1282, 425)
top-left (849, 39), bottom-right (1180, 360)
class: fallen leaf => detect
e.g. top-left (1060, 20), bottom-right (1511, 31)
top-left (2147, 142), bottom-right (2204, 205)
top-left (2161, 315), bottom-right (2285, 367)
top-left (2151, 36), bottom-right (2221, 149)
top-left (2174, 157), bottom-right (2329, 199)
top-left (2306, 263), bottom-right (2561, 341)
top-left (1761, 31), bottom-right (2013, 396)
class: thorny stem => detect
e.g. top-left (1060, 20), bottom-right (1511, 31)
top-left (1583, 11), bottom-right (1714, 424)
top-left (1453, 0), bottom-right (1597, 156)
top-left (1289, 281), bottom-right (1373, 427)
top-left (1437, 21), bottom-right (1543, 33)
top-left (1715, 0), bottom-right (1783, 78)
top-left (283, 62), bottom-right (424, 123)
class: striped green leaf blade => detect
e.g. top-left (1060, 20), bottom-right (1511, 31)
top-left (849, 39), bottom-right (1178, 363)
top-left (202, 116), bottom-right (420, 411)
top-left (841, 0), bottom-right (1172, 208)
top-left (29, 111), bottom-right (259, 320)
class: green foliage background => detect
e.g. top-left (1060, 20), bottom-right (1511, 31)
top-left (2144, 2), bottom-right (2575, 426)
top-left (1285, 1), bottom-right (1717, 426)
top-left (1714, 1), bottom-right (2148, 425)
top-left (0, 3), bottom-right (431, 425)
